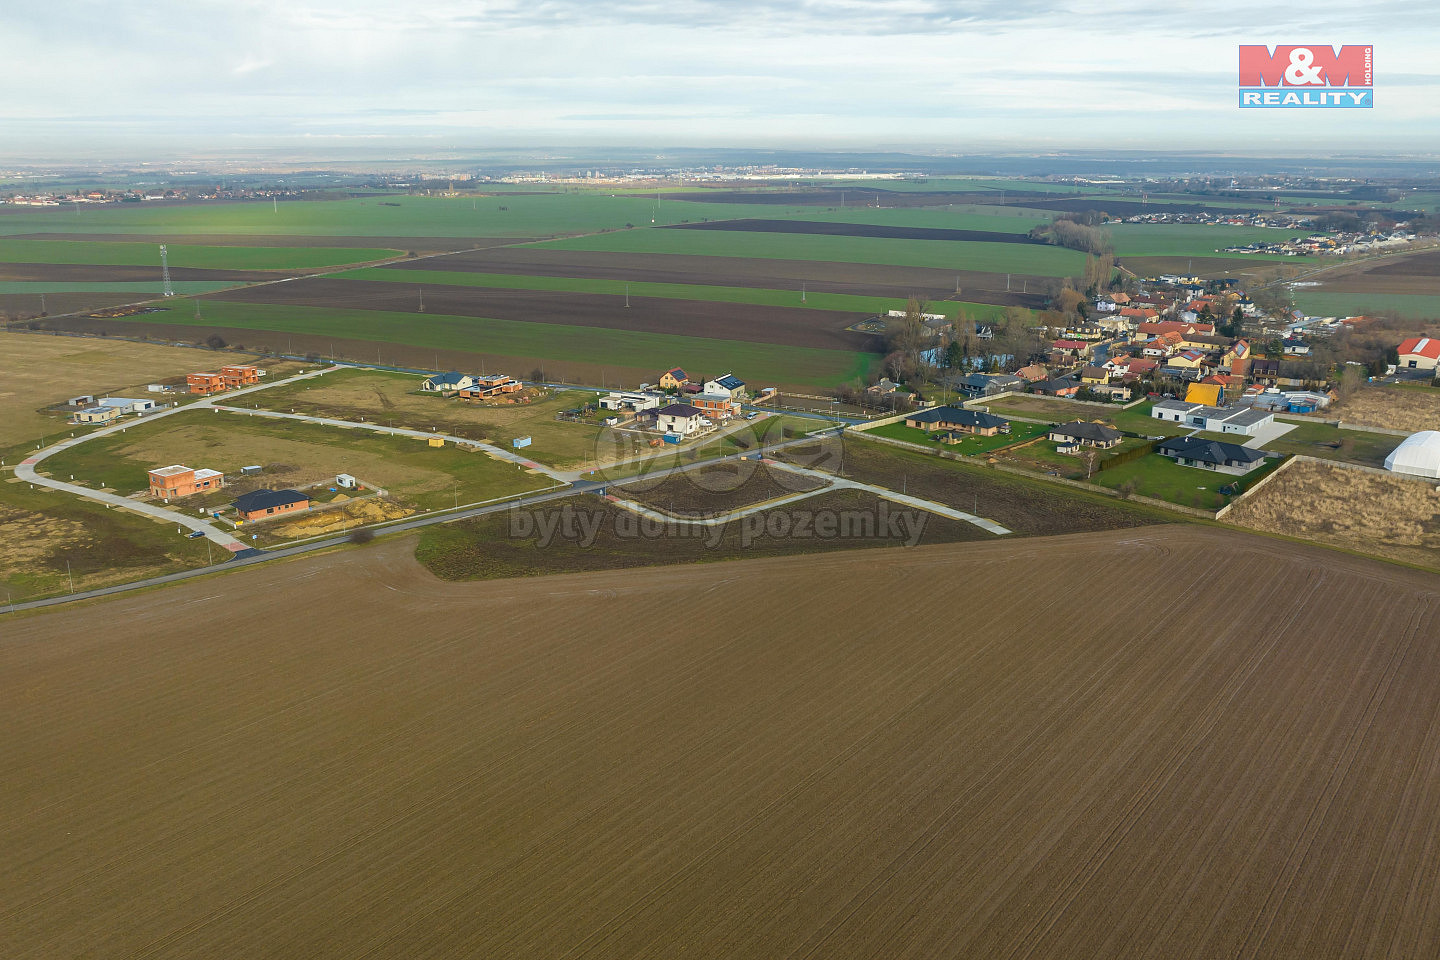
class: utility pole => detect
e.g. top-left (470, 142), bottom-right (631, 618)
top-left (418, 287), bottom-right (425, 313)
top-left (66, 560), bottom-right (74, 594)
top-left (801, 283), bottom-right (806, 303)
top-left (625, 283), bottom-right (630, 308)
top-left (159, 244), bottom-right (173, 297)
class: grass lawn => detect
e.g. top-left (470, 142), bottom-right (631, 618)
top-left (1090, 453), bottom-right (1238, 510)
top-left (0, 238), bottom-right (401, 270)
top-left (136, 299), bottom-right (879, 390)
top-left (537, 227), bottom-right (1089, 276)
top-left (1266, 420), bottom-right (1401, 468)
top-left (40, 410), bottom-right (553, 512)
top-left (864, 420), bottom-right (1049, 454)
top-left (333, 266), bottom-right (1012, 321)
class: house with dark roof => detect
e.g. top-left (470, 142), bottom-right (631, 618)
top-left (904, 406), bottom-right (1010, 437)
top-left (655, 403), bottom-right (709, 436)
top-left (952, 372), bottom-right (1024, 398)
top-left (1048, 421), bottom-right (1122, 449)
top-left (703, 374), bottom-right (747, 400)
top-left (233, 488), bottom-right (311, 522)
top-left (1031, 377), bottom-right (1080, 398)
top-left (1156, 437), bottom-right (1270, 475)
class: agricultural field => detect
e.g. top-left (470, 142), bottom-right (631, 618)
top-left (535, 226), bottom-right (1090, 275)
top-left (1225, 458), bottom-right (1440, 571)
top-left (38, 410), bottom-right (553, 514)
top-left (67, 299), bottom-right (879, 392)
top-left (211, 276), bottom-right (878, 353)
top-left (382, 245), bottom-right (1048, 307)
top-left (1297, 247), bottom-right (1440, 299)
top-left (1330, 384), bottom-right (1440, 433)
top-left (10, 526), bottom-right (1440, 958)
top-left (0, 238), bottom-right (400, 270)
top-left (334, 265), bottom-right (1011, 320)
top-left (1292, 290), bottom-right (1440, 321)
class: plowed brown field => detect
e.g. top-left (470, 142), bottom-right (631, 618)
top-left (5, 527), bottom-right (1440, 958)
top-left (213, 277), bottom-right (879, 351)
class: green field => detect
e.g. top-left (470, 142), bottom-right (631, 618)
top-left (0, 238), bottom-right (400, 269)
top-left (132, 299), bottom-right (878, 389)
top-left (1292, 290), bottom-right (1440, 321)
top-left (0, 281), bottom-right (238, 295)
top-left (333, 266), bottom-right (1009, 320)
top-left (536, 228), bottom-right (1089, 276)
top-left (1106, 223), bottom-right (1307, 259)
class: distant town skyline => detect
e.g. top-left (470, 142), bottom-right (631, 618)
top-left (3, 1), bottom-right (1436, 161)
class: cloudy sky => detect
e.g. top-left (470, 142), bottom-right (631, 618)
top-left (3, 0), bottom-right (1437, 161)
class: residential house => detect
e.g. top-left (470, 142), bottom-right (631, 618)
top-left (655, 403), bottom-right (709, 436)
top-left (233, 488), bottom-right (311, 522)
top-left (1013, 363), bottom-right (1049, 383)
top-left (703, 373), bottom-right (747, 400)
top-left (1168, 350), bottom-right (1208, 373)
top-left (1156, 437), bottom-right (1269, 475)
top-left (1399, 337), bottom-right (1440, 372)
top-left (187, 372), bottom-right (226, 395)
top-left (1184, 382), bottom-right (1223, 407)
top-left (1250, 358), bottom-right (1282, 385)
top-left (1118, 357), bottom-right (1158, 382)
top-left (74, 406), bottom-right (122, 424)
top-left (219, 364), bottom-right (261, 388)
top-left (1282, 338), bottom-right (1311, 357)
top-left (904, 406), bottom-right (1010, 437)
top-left (659, 367), bottom-right (690, 391)
top-left (1150, 400), bottom-right (1275, 436)
top-left (1080, 365), bottom-right (1110, 384)
top-left (99, 397), bottom-right (157, 415)
top-left (459, 374), bottom-right (523, 400)
top-left (690, 393), bottom-right (737, 421)
top-left (1048, 421), bottom-right (1122, 450)
top-left (1051, 339), bottom-right (1093, 361)
top-left (1088, 382), bottom-right (1133, 401)
top-left (598, 391), bottom-right (663, 413)
top-left (421, 372), bottom-right (477, 393)
top-left (866, 378), bottom-right (899, 396)
top-left (148, 464), bottom-right (224, 500)
top-left (1031, 378), bottom-right (1081, 398)
top-left (953, 372), bottom-right (1024, 398)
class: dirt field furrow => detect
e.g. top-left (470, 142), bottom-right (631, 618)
top-left (4, 527), bottom-right (1440, 958)
top-left (209, 277), bottom-right (881, 351)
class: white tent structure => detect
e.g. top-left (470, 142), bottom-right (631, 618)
top-left (1384, 431), bottom-right (1440, 479)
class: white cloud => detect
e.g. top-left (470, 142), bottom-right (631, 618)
top-left (0, 0), bottom-right (1436, 156)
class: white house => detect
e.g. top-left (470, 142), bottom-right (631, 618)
top-left (97, 397), bottom-right (157, 415)
top-left (655, 403), bottom-right (709, 436)
top-left (599, 391), bottom-right (663, 412)
top-left (1150, 399), bottom-right (1274, 436)
top-left (422, 372), bottom-right (477, 392)
top-left (703, 373), bottom-right (747, 400)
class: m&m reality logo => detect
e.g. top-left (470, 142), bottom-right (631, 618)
top-left (1238, 45), bottom-right (1373, 108)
